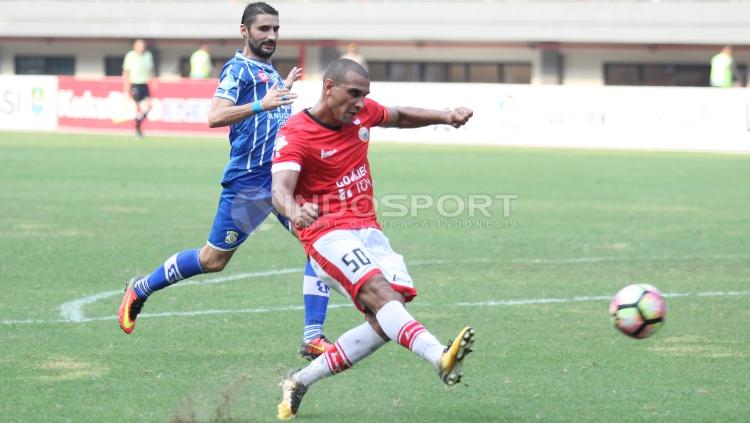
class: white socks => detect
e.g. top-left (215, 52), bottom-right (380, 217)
top-left (294, 301), bottom-right (445, 387)
top-left (295, 321), bottom-right (387, 386)
top-left (375, 300), bottom-right (444, 368)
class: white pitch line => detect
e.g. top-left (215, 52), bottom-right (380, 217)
top-left (5, 254), bottom-right (749, 326)
top-left (507, 254), bottom-right (749, 265)
top-left (178, 268), bottom-right (300, 287)
top-left (57, 254), bottom-right (750, 322)
top-left (452, 290), bottom-right (750, 307)
top-left (58, 262), bottom-right (456, 323)
top-left (59, 289), bottom-right (123, 322)
top-left (58, 267), bottom-right (301, 322)
top-left (2, 289), bottom-right (748, 326)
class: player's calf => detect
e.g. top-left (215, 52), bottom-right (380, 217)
top-left (198, 245), bottom-right (234, 273)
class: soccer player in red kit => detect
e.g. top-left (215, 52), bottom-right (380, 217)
top-left (271, 58), bottom-right (475, 420)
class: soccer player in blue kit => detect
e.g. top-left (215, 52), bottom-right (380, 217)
top-left (118, 2), bottom-right (333, 360)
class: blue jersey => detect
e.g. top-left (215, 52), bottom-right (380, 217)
top-left (214, 51), bottom-right (293, 184)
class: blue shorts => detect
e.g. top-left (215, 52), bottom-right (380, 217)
top-left (207, 172), bottom-right (290, 251)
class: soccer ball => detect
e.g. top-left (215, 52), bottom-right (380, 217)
top-left (609, 284), bottom-right (667, 339)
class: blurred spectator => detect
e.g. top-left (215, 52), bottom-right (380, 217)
top-left (123, 39), bottom-right (155, 137)
top-left (710, 46), bottom-right (740, 88)
top-left (341, 42), bottom-right (368, 71)
top-left (190, 42), bottom-right (213, 79)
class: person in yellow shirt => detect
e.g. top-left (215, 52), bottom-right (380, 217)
top-left (190, 43), bottom-right (213, 79)
top-left (710, 46), bottom-right (740, 88)
top-left (123, 39), bottom-right (155, 137)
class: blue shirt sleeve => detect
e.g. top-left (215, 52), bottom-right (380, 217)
top-left (215, 62), bottom-right (242, 104)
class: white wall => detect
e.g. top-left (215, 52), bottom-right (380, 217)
top-left (0, 75), bottom-right (58, 130)
top-left (360, 83), bottom-right (750, 153)
top-left (285, 81), bottom-right (750, 153)
top-left (5, 75), bottom-right (749, 153)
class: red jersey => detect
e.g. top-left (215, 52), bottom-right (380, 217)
top-left (272, 98), bottom-right (388, 253)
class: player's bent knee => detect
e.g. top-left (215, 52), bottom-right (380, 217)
top-left (202, 261), bottom-right (225, 273)
top-left (364, 312), bottom-right (389, 341)
top-left (199, 245), bottom-right (234, 273)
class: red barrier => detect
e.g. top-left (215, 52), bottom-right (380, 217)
top-left (57, 76), bottom-right (227, 134)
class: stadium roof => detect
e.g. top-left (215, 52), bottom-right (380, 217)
top-left (3, 1), bottom-right (750, 45)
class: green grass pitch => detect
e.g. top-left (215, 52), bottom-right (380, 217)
top-left (1, 131), bottom-right (749, 422)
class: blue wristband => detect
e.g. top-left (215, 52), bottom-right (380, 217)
top-left (251, 101), bottom-right (263, 114)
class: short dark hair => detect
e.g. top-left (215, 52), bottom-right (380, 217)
top-left (323, 58), bottom-right (369, 84)
top-left (241, 2), bottom-right (278, 27)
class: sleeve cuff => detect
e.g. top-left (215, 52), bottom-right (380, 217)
top-left (214, 93), bottom-right (237, 104)
top-left (380, 106), bottom-right (389, 126)
top-left (271, 162), bottom-right (302, 173)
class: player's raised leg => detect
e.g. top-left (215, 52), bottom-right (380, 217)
top-left (299, 260), bottom-right (332, 360)
top-left (308, 230), bottom-right (475, 384)
top-left (354, 231), bottom-right (474, 381)
top-left (119, 249), bottom-right (203, 334)
top-left (137, 249), bottom-right (205, 297)
top-left (118, 246), bottom-right (235, 334)
top-left (362, 277), bottom-right (474, 385)
top-left (119, 181), bottom-right (250, 334)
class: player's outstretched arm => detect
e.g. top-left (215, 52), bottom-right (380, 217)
top-left (381, 106), bottom-right (473, 129)
top-left (208, 83), bottom-right (298, 128)
top-left (272, 170), bottom-right (319, 228)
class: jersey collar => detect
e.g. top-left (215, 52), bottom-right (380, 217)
top-left (304, 109), bottom-right (343, 131)
top-left (234, 50), bottom-right (274, 70)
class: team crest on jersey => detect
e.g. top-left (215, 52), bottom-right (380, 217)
top-left (358, 127), bottom-right (369, 143)
top-left (225, 231), bottom-right (239, 244)
top-left (219, 74), bottom-right (237, 90)
top-left (257, 70), bottom-right (270, 82)
top-left (274, 136), bottom-right (288, 158)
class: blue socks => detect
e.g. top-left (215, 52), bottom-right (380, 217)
top-left (132, 251), bottom-right (329, 343)
top-left (302, 260), bottom-right (330, 342)
top-left (134, 249), bottom-right (204, 298)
